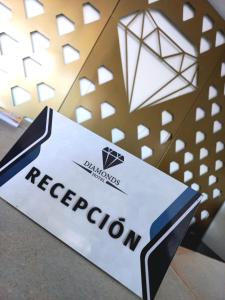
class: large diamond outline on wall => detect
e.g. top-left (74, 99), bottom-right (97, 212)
top-left (117, 9), bottom-right (198, 112)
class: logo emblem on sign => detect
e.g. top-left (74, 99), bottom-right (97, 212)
top-left (102, 147), bottom-right (124, 170)
top-left (73, 147), bottom-right (126, 194)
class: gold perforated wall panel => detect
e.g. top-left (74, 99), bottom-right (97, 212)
top-left (0, 0), bottom-right (119, 118)
top-left (59, 0), bottom-right (225, 236)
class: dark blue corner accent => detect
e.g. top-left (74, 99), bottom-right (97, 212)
top-left (0, 107), bottom-right (50, 169)
top-left (0, 147), bottom-right (40, 187)
top-left (0, 107), bottom-right (53, 186)
top-left (150, 188), bottom-right (200, 240)
top-left (141, 204), bottom-right (198, 300)
top-left (141, 188), bottom-right (201, 300)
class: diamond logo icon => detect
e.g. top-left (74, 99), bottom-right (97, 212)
top-left (117, 9), bottom-right (198, 112)
top-left (102, 147), bottom-right (124, 170)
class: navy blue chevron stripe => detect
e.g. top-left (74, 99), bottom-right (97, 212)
top-left (0, 107), bottom-right (53, 187)
top-left (140, 189), bottom-right (200, 300)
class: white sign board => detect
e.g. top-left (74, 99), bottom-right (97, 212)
top-left (0, 107), bottom-right (201, 299)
